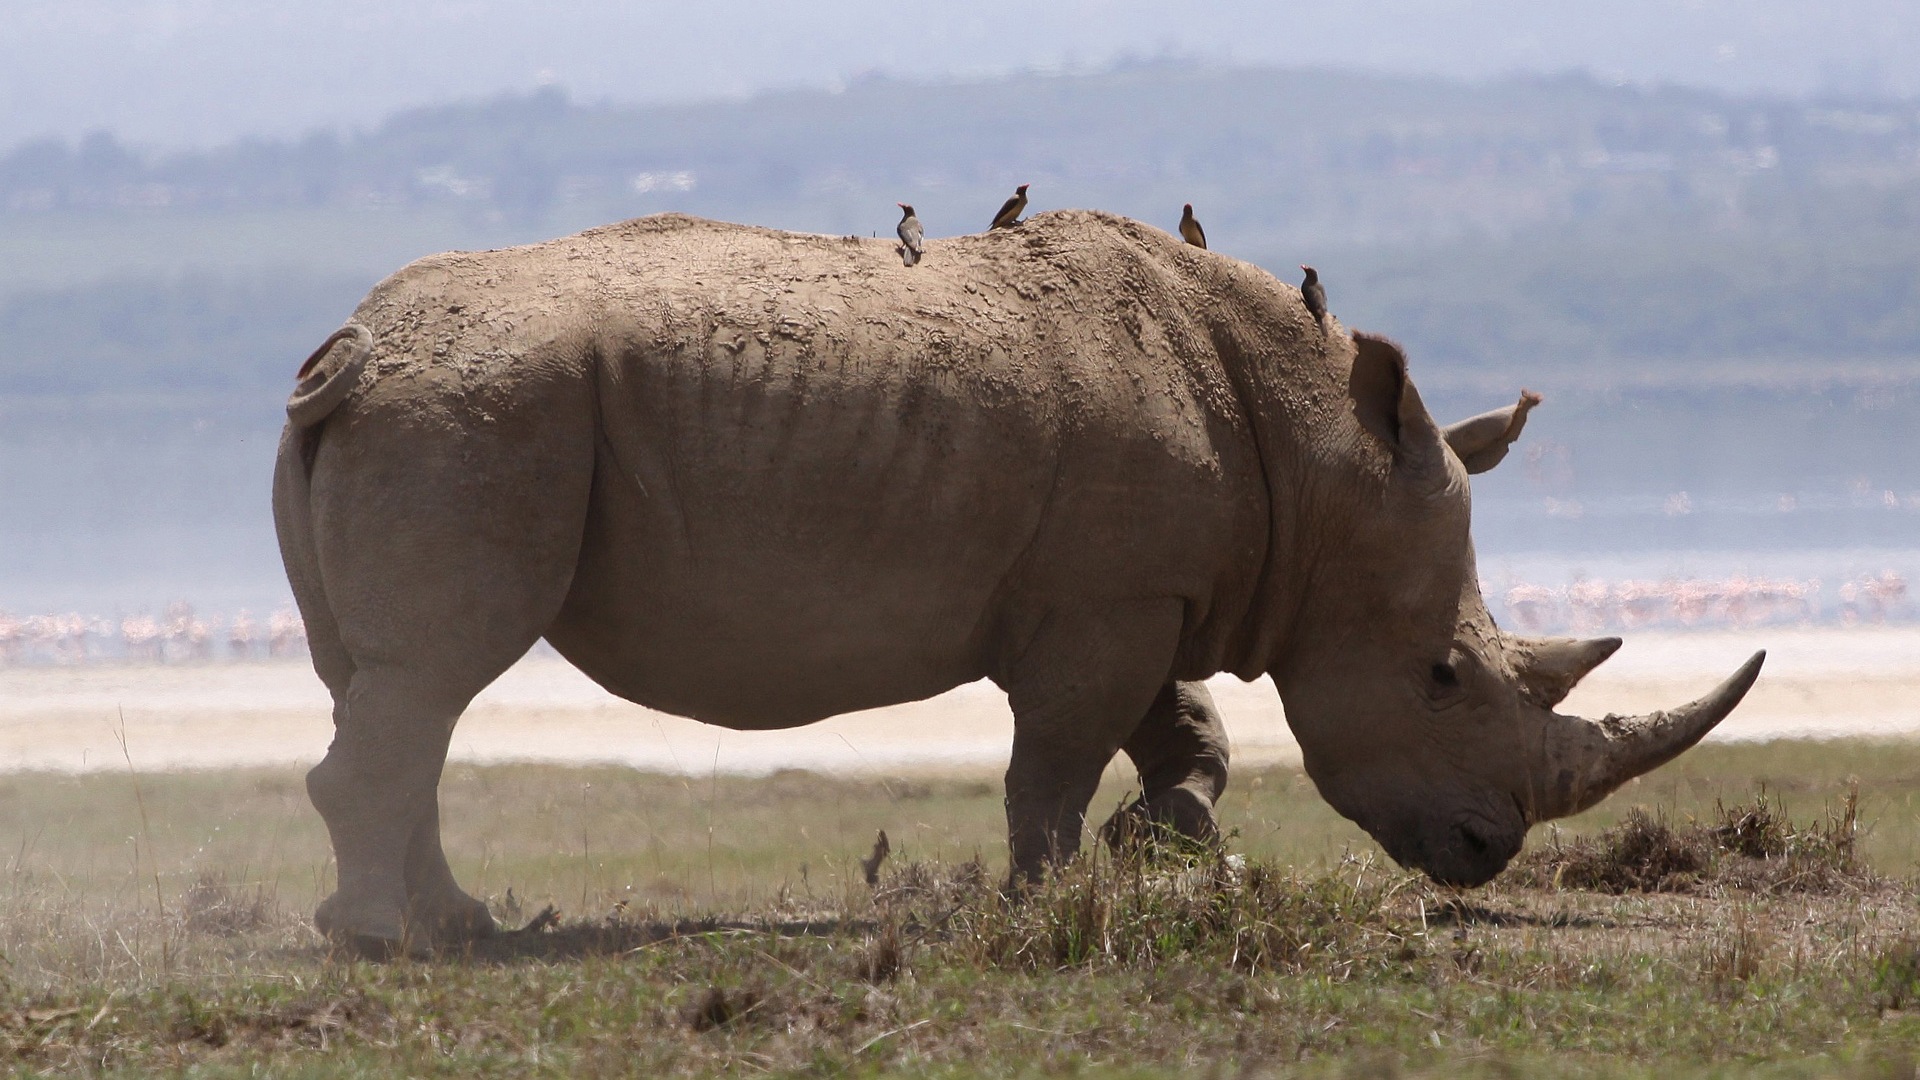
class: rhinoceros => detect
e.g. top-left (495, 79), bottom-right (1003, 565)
top-left (274, 210), bottom-right (1763, 949)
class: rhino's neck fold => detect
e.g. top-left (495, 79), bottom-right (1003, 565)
top-left (1212, 324), bottom-right (1362, 683)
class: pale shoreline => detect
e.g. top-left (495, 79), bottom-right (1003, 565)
top-left (1, 627), bottom-right (1915, 775)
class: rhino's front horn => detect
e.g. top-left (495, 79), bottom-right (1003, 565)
top-left (1531, 650), bottom-right (1766, 821)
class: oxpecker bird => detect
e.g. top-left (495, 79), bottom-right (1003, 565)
top-left (1179, 203), bottom-right (1207, 249)
top-left (895, 203), bottom-right (923, 267)
top-left (1300, 265), bottom-right (1328, 330)
top-left (989, 183), bottom-right (1029, 230)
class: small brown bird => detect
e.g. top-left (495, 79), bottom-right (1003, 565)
top-left (1300, 265), bottom-right (1328, 330)
top-left (989, 183), bottom-right (1029, 230)
top-left (1179, 203), bottom-right (1207, 249)
top-left (895, 203), bottom-right (923, 266)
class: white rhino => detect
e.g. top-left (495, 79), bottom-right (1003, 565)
top-left (274, 211), bottom-right (1763, 950)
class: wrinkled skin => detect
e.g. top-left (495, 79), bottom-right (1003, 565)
top-left (275, 211), bottom-right (1762, 950)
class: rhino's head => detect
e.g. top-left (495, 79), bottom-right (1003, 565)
top-left (1273, 333), bottom-right (1763, 887)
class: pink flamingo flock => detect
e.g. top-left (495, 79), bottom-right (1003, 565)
top-left (0, 574), bottom-right (1910, 665)
top-left (1497, 571), bottom-right (1909, 634)
top-left (0, 603), bottom-right (308, 666)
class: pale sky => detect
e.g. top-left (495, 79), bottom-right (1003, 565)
top-left (2, 0), bottom-right (1917, 149)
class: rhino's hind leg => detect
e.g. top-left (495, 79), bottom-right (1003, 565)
top-left (999, 599), bottom-right (1185, 881)
top-left (307, 666), bottom-right (479, 953)
top-left (1100, 680), bottom-right (1230, 852)
top-left (295, 379), bottom-right (594, 953)
top-left (307, 586), bottom-right (581, 952)
top-left (403, 798), bottom-right (495, 944)
top-left (309, 627), bottom-right (574, 952)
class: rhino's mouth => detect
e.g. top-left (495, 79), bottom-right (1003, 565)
top-left (1366, 808), bottom-right (1525, 888)
top-left (1440, 812), bottom-right (1527, 885)
top-left (1408, 830), bottom-right (1524, 888)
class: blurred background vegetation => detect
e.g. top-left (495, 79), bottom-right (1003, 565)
top-left (3, 62), bottom-right (1918, 608)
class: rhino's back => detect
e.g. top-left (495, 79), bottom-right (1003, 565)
top-left (350, 213), bottom-right (1273, 726)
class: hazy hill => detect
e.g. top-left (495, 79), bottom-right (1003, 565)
top-left (8, 65), bottom-right (1918, 247)
top-left (3, 62), bottom-right (1920, 607)
top-left (4, 0), bottom-right (1917, 146)
top-left (4, 63), bottom-right (1920, 392)
top-left (0, 62), bottom-right (1912, 386)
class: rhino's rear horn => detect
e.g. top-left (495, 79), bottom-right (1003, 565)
top-left (1510, 634), bottom-right (1621, 708)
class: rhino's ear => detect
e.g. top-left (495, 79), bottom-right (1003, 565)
top-left (1444, 390), bottom-right (1543, 474)
top-left (1348, 332), bottom-right (1406, 448)
top-left (1349, 333), bottom-right (1448, 479)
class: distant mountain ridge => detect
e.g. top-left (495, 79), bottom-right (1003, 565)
top-left (4, 0), bottom-right (1918, 146)
top-left (3, 63), bottom-right (1918, 390)
top-left (6, 64), bottom-right (1919, 253)
top-left (3, 63), bottom-right (1919, 607)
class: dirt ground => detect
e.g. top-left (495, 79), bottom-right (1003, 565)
top-left (1, 750), bottom-right (1917, 1077)
top-left (1, 626), bottom-right (1914, 775)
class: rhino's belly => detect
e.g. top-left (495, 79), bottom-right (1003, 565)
top-left (546, 603), bottom-right (988, 731)
top-left (544, 452), bottom-right (1037, 729)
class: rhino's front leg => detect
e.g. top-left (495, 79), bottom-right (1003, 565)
top-left (999, 600), bottom-right (1185, 881)
top-left (1101, 680), bottom-right (1230, 850)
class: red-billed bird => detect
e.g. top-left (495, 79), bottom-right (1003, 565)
top-left (1179, 203), bottom-right (1207, 249)
top-left (1300, 265), bottom-right (1328, 330)
top-left (989, 183), bottom-right (1029, 230)
top-left (896, 203), bottom-right (923, 267)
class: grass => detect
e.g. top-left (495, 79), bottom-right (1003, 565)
top-left (1506, 785), bottom-right (1863, 894)
top-left (5, 740), bottom-right (1920, 1075)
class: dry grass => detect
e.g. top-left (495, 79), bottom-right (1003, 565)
top-left (4, 740), bottom-right (1920, 1075)
top-left (1510, 785), bottom-right (1868, 895)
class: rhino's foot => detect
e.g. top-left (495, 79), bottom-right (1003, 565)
top-left (314, 890), bottom-right (410, 957)
top-left (1100, 786), bottom-right (1221, 856)
top-left (314, 888), bottom-right (494, 957)
top-left (405, 888), bottom-right (497, 947)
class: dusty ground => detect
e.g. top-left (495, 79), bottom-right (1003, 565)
top-left (0, 745), bottom-right (1917, 1076)
top-left (3, 630), bottom-right (1919, 1075)
top-left (0, 627), bottom-right (1914, 775)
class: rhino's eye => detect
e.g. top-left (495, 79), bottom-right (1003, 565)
top-left (1424, 654), bottom-right (1470, 708)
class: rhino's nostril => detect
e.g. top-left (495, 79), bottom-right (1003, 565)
top-left (1457, 823), bottom-right (1489, 855)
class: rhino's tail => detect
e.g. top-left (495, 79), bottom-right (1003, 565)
top-left (276, 319), bottom-right (372, 691)
top-left (274, 328), bottom-right (361, 696)
top-left (286, 323), bottom-right (373, 428)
